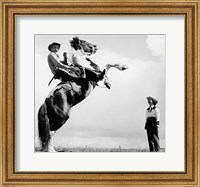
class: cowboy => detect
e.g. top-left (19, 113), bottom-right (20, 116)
top-left (48, 42), bottom-right (86, 85)
top-left (47, 42), bottom-right (69, 75)
top-left (145, 96), bottom-right (160, 152)
top-left (48, 41), bottom-right (107, 86)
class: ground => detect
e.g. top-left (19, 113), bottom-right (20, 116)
top-left (35, 146), bottom-right (165, 152)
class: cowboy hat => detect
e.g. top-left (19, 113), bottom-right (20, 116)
top-left (146, 96), bottom-right (158, 105)
top-left (48, 42), bottom-right (61, 51)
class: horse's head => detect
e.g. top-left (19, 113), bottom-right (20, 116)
top-left (70, 37), bottom-right (97, 56)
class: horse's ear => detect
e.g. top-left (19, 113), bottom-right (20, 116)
top-left (94, 45), bottom-right (98, 53)
top-left (73, 37), bottom-right (80, 43)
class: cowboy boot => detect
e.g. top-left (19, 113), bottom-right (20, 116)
top-left (104, 77), bottom-right (111, 89)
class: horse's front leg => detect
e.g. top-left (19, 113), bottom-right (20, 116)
top-left (102, 64), bottom-right (128, 89)
top-left (105, 63), bottom-right (128, 72)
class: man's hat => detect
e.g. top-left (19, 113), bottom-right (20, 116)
top-left (48, 42), bottom-right (61, 51)
top-left (146, 96), bottom-right (158, 105)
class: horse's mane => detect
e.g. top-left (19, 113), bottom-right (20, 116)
top-left (70, 37), bottom-right (81, 50)
top-left (69, 36), bottom-right (98, 55)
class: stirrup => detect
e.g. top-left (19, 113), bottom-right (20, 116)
top-left (104, 76), bottom-right (111, 89)
top-left (104, 82), bottom-right (111, 89)
top-left (104, 79), bottom-right (111, 89)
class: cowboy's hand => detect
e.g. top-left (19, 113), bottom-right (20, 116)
top-left (63, 52), bottom-right (67, 57)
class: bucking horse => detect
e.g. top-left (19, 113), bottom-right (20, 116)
top-left (37, 37), bottom-right (128, 152)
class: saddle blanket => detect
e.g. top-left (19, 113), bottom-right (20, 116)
top-left (48, 82), bottom-right (82, 98)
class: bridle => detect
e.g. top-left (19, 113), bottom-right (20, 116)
top-left (78, 39), bottom-right (97, 56)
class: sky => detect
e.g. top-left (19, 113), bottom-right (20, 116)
top-left (35, 34), bottom-right (166, 150)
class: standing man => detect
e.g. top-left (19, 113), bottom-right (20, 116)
top-left (145, 96), bottom-right (160, 152)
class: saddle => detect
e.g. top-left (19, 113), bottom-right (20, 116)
top-left (48, 66), bottom-right (111, 89)
top-left (48, 66), bottom-right (84, 86)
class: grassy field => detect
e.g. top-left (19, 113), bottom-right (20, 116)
top-left (35, 146), bottom-right (165, 152)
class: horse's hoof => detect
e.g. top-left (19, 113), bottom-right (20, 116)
top-left (48, 148), bottom-right (57, 153)
top-left (121, 65), bottom-right (128, 70)
top-left (40, 147), bottom-right (57, 152)
top-left (40, 148), bottom-right (48, 152)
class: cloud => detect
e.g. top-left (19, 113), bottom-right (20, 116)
top-left (146, 35), bottom-right (165, 58)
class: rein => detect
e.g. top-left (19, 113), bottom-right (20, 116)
top-left (96, 84), bottom-right (107, 89)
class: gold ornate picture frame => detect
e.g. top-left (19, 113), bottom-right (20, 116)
top-left (0, 0), bottom-right (199, 186)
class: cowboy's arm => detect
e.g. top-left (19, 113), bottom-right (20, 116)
top-left (48, 53), bottom-right (69, 69)
top-left (48, 53), bottom-right (77, 76)
top-left (61, 52), bottom-right (68, 65)
top-left (155, 108), bottom-right (160, 125)
top-left (145, 109), bottom-right (148, 129)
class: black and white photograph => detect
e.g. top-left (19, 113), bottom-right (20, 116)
top-left (34, 34), bottom-right (166, 152)
top-left (3, 0), bottom-right (200, 185)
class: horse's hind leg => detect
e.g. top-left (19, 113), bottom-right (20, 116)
top-left (38, 103), bottom-right (51, 152)
top-left (38, 102), bottom-right (61, 152)
top-left (40, 130), bottom-right (57, 152)
top-left (48, 131), bottom-right (56, 152)
top-left (45, 90), bottom-right (71, 152)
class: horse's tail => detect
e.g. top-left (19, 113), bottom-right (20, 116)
top-left (38, 103), bottom-right (51, 150)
